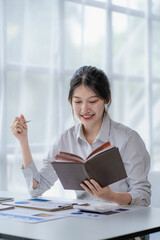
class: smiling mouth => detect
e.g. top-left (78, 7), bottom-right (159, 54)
top-left (81, 114), bottom-right (95, 120)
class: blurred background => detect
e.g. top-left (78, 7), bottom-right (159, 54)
top-left (0, 0), bottom-right (160, 198)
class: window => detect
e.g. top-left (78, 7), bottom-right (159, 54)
top-left (0, 0), bottom-right (160, 194)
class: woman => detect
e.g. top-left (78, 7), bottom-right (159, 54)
top-left (11, 66), bottom-right (151, 206)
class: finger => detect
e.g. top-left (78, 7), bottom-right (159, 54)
top-left (12, 126), bottom-right (23, 134)
top-left (12, 117), bottom-right (20, 125)
top-left (90, 179), bottom-right (102, 192)
top-left (10, 117), bottom-right (27, 135)
top-left (18, 121), bottom-right (27, 128)
top-left (12, 116), bottom-right (26, 125)
top-left (10, 122), bottom-right (23, 132)
top-left (14, 124), bottom-right (24, 132)
top-left (10, 121), bottom-right (19, 131)
top-left (20, 114), bottom-right (26, 123)
top-left (84, 180), bottom-right (97, 192)
top-left (16, 125), bottom-right (24, 133)
top-left (80, 183), bottom-right (93, 195)
top-left (11, 118), bottom-right (23, 129)
top-left (15, 120), bottom-right (27, 129)
top-left (12, 121), bottom-right (26, 133)
top-left (20, 114), bottom-right (25, 119)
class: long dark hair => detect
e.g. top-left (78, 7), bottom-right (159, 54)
top-left (68, 66), bottom-right (111, 114)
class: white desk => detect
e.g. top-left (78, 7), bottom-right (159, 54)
top-left (0, 191), bottom-right (160, 240)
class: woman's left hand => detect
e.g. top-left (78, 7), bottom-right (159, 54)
top-left (80, 179), bottom-right (113, 202)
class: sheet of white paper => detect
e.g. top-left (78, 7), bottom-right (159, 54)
top-left (0, 207), bottom-right (70, 223)
top-left (0, 204), bottom-right (14, 211)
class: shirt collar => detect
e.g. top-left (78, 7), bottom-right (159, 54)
top-left (76, 114), bottom-right (111, 143)
top-left (96, 114), bottom-right (111, 142)
top-left (76, 123), bottom-right (86, 143)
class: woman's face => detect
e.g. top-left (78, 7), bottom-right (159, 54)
top-left (72, 84), bottom-right (106, 130)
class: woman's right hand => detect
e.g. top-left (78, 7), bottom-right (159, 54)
top-left (10, 114), bottom-right (28, 143)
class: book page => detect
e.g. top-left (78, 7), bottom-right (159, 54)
top-left (55, 152), bottom-right (84, 163)
top-left (86, 142), bottom-right (112, 160)
top-left (54, 142), bottom-right (112, 163)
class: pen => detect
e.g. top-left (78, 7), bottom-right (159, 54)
top-left (24, 120), bottom-right (31, 124)
top-left (20, 120), bottom-right (31, 124)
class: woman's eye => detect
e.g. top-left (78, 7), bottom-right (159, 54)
top-left (74, 101), bottom-right (81, 104)
top-left (89, 100), bottom-right (98, 104)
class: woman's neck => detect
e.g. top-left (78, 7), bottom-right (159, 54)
top-left (82, 121), bottom-right (102, 145)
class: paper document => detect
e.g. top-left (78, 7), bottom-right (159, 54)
top-left (0, 204), bottom-right (14, 211)
top-left (0, 197), bottom-right (14, 203)
top-left (3, 198), bottom-right (75, 212)
top-left (0, 207), bottom-right (71, 223)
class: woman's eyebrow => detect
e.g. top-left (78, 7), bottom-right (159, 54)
top-left (88, 96), bottom-right (98, 99)
top-left (73, 96), bottom-right (98, 99)
top-left (73, 96), bottom-right (80, 98)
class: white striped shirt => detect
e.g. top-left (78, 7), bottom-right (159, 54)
top-left (22, 115), bottom-right (151, 206)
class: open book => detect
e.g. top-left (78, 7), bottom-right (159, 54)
top-left (52, 142), bottom-right (127, 190)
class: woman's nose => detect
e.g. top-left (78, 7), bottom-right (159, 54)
top-left (81, 103), bottom-right (90, 113)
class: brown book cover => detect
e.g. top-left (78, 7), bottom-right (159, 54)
top-left (52, 142), bottom-right (127, 190)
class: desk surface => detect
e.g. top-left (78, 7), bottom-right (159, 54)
top-left (0, 191), bottom-right (160, 240)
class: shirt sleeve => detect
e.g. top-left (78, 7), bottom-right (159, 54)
top-left (22, 143), bottom-right (59, 197)
top-left (122, 132), bottom-right (151, 206)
